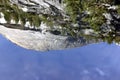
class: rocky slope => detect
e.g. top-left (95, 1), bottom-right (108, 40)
top-left (0, 0), bottom-right (98, 51)
top-left (0, 24), bottom-right (96, 51)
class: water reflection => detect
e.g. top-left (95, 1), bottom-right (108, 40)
top-left (0, 35), bottom-right (120, 80)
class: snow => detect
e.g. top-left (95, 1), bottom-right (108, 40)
top-left (21, 7), bottom-right (28, 12)
top-left (82, 29), bottom-right (94, 35)
top-left (103, 13), bottom-right (112, 20)
top-left (108, 6), bottom-right (118, 10)
top-left (102, 3), bottom-right (110, 7)
top-left (31, 0), bottom-right (50, 7)
top-left (0, 13), bottom-right (7, 23)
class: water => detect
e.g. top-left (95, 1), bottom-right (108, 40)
top-left (0, 35), bottom-right (120, 80)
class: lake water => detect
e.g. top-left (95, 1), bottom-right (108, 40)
top-left (0, 35), bottom-right (120, 80)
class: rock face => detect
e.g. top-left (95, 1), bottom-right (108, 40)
top-left (0, 25), bottom-right (96, 51)
top-left (10, 0), bottom-right (65, 15)
top-left (0, 0), bottom-right (98, 51)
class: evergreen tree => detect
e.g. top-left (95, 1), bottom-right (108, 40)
top-left (1, 0), bottom-right (120, 43)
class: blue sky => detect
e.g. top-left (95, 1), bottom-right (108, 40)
top-left (0, 35), bottom-right (120, 80)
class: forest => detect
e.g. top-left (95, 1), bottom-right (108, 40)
top-left (0, 0), bottom-right (120, 44)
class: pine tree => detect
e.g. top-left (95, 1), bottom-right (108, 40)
top-left (1, 0), bottom-right (120, 43)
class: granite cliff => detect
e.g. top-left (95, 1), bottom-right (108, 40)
top-left (0, 0), bottom-right (100, 51)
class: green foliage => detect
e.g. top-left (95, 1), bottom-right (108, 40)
top-left (64, 0), bottom-right (120, 44)
top-left (1, 0), bottom-right (120, 44)
top-left (40, 14), bottom-right (54, 27)
top-left (0, 0), bottom-right (42, 27)
top-left (3, 11), bottom-right (11, 23)
top-left (64, 0), bottom-right (82, 23)
top-left (28, 14), bottom-right (41, 27)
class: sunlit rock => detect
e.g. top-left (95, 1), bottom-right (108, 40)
top-left (0, 0), bottom-right (98, 51)
top-left (0, 25), bottom-right (95, 51)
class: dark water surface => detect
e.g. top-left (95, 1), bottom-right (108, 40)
top-left (0, 35), bottom-right (120, 80)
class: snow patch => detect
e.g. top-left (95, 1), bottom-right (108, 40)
top-left (83, 29), bottom-right (94, 35)
top-left (108, 6), bottom-right (118, 10)
top-left (21, 7), bottom-right (28, 12)
top-left (0, 13), bottom-right (7, 23)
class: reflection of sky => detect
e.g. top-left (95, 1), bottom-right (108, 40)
top-left (0, 35), bottom-right (120, 80)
